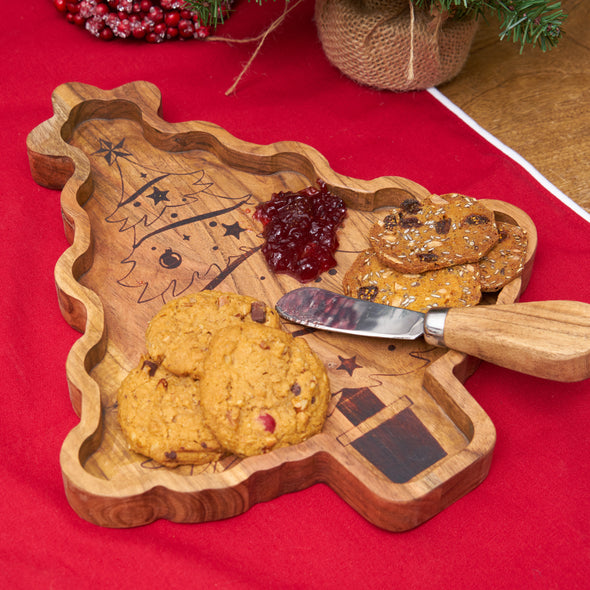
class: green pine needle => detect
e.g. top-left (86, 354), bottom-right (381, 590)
top-left (412, 1), bottom-right (566, 51)
top-left (183, 0), bottom-right (280, 30)
top-left (183, 0), bottom-right (566, 51)
top-left (183, 0), bottom-right (233, 29)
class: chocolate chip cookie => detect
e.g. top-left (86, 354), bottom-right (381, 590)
top-left (145, 291), bottom-right (281, 379)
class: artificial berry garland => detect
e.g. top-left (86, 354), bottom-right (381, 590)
top-left (53, 0), bottom-right (234, 42)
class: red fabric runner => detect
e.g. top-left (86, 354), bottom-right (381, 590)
top-left (1, 1), bottom-right (588, 588)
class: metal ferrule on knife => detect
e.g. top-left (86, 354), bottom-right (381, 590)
top-left (422, 308), bottom-right (448, 348)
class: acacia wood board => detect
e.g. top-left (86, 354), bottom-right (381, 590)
top-left (27, 81), bottom-right (537, 530)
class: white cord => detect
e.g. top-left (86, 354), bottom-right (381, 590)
top-left (427, 86), bottom-right (590, 224)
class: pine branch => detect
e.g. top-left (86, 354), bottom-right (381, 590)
top-left (183, 0), bottom-right (285, 30)
top-left (183, 0), bottom-right (233, 29)
top-left (412, 1), bottom-right (566, 51)
top-left (185, 0), bottom-right (565, 51)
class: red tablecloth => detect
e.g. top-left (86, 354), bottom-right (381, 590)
top-left (2, 2), bottom-right (588, 588)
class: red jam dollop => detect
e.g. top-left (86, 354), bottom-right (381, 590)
top-left (254, 180), bottom-right (347, 283)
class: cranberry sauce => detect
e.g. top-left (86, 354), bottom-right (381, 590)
top-left (254, 180), bottom-right (347, 283)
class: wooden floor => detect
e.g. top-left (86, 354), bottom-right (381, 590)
top-left (439, 0), bottom-right (589, 213)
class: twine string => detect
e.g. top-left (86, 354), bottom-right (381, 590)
top-left (208, 0), bottom-right (305, 95)
top-left (406, 0), bottom-right (415, 82)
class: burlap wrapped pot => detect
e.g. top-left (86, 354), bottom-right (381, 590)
top-left (314, 0), bottom-right (478, 91)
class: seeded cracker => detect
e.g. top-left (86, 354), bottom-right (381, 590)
top-left (146, 291), bottom-right (281, 379)
top-left (369, 194), bottom-right (500, 273)
top-left (199, 323), bottom-right (330, 457)
top-left (477, 221), bottom-right (528, 292)
top-left (117, 357), bottom-right (225, 467)
top-left (343, 248), bottom-right (482, 312)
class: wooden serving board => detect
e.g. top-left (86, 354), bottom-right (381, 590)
top-left (27, 81), bottom-right (537, 530)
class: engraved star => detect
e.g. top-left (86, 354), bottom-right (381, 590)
top-left (222, 221), bottom-right (246, 239)
top-left (92, 138), bottom-right (131, 166)
top-left (336, 355), bottom-right (363, 376)
top-left (183, 234), bottom-right (191, 241)
top-left (145, 186), bottom-right (170, 206)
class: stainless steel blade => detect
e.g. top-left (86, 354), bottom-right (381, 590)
top-left (276, 287), bottom-right (425, 340)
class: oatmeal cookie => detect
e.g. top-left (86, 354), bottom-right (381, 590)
top-left (117, 357), bottom-right (225, 466)
top-left (369, 194), bottom-right (500, 273)
top-left (199, 323), bottom-right (330, 457)
top-left (145, 291), bottom-right (281, 379)
top-left (343, 248), bottom-right (481, 311)
top-left (477, 221), bottom-right (528, 292)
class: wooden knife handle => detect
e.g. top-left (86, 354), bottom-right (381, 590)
top-left (423, 301), bottom-right (590, 382)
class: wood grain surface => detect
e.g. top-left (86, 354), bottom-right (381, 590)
top-left (26, 81), bottom-right (540, 530)
top-left (440, 0), bottom-right (590, 213)
top-left (428, 300), bottom-right (590, 382)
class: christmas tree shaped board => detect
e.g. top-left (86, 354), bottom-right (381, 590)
top-left (27, 81), bottom-right (537, 530)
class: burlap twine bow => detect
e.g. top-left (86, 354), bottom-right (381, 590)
top-left (314, 0), bottom-right (478, 91)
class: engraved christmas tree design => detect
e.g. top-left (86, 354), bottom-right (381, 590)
top-left (91, 136), bottom-right (260, 302)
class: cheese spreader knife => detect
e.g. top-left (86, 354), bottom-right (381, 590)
top-left (275, 287), bottom-right (590, 382)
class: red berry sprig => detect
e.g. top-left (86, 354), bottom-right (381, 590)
top-left (53, 0), bottom-right (233, 42)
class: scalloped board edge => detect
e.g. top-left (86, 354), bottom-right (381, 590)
top-left (26, 82), bottom-right (538, 530)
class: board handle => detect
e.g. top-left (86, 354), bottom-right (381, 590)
top-left (423, 301), bottom-right (590, 382)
